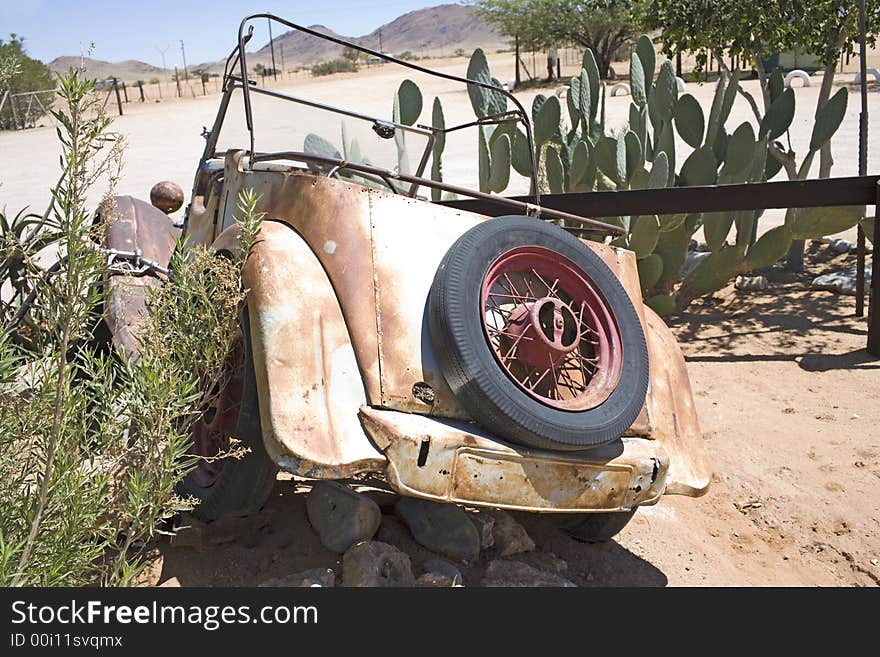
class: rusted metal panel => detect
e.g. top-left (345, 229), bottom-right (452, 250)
top-left (642, 306), bottom-right (711, 496)
top-left (367, 192), bottom-right (485, 420)
top-left (101, 195), bottom-right (180, 359)
top-left (239, 220), bottom-right (387, 479)
top-left (216, 159), bottom-right (384, 408)
top-left (360, 405), bottom-right (668, 512)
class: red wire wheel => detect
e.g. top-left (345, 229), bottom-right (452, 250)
top-left (429, 216), bottom-right (648, 451)
top-left (481, 246), bottom-right (623, 411)
top-left (177, 308), bottom-right (278, 520)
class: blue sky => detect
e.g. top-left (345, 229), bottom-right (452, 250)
top-left (0, 0), bottom-right (450, 65)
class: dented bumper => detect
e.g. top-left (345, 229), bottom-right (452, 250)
top-left (360, 406), bottom-right (668, 513)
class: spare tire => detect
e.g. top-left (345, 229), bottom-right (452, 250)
top-left (429, 215), bottom-right (648, 451)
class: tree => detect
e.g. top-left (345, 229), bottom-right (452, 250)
top-left (645, 0), bottom-right (880, 269)
top-left (0, 35), bottom-right (54, 130)
top-left (474, 0), bottom-right (644, 79)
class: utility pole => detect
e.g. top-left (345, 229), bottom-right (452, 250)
top-left (180, 40), bottom-right (188, 81)
top-left (155, 44), bottom-right (169, 70)
top-left (268, 17), bottom-right (277, 80)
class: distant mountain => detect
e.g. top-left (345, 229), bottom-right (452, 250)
top-left (49, 4), bottom-right (506, 79)
top-left (48, 56), bottom-right (166, 82)
top-left (358, 4), bottom-right (504, 58)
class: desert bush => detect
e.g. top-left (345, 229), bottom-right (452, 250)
top-left (310, 58), bottom-right (359, 76)
top-left (0, 68), bottom-right (263, 586)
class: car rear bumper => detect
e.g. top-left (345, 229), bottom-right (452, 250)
top-left (359, 406), bottom-right (671, 513)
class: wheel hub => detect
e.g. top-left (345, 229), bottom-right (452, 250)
top-left (503, 296), bottom-right (581, 368)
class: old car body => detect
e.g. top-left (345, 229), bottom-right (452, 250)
top-left (102, 13), bottom-right (710, 523)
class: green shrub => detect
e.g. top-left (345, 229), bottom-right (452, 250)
top-left (311, 58), bottom-right (359, 76)
top-left (0, 68), bottom-right (262, 586)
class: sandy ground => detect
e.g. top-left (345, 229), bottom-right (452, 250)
top-left (2, 50), bottom-right (879, 586)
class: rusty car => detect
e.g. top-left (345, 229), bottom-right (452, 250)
top-left (100, 13), bottom-right (710, 543)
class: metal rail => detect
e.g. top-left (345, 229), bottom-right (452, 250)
top-left (248, 151), bottom-right (623, 234)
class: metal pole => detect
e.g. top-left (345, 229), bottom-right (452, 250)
top-left (112, 78), bottom-right (123, 115)
top-left (857, 0), bottom-right (868, 318)
top-left (180, 40), bottom-right (188, 81)
top-left (869, 182), bottom-right (880, 356)
top-left (268, 17), bottom-right (277, 80)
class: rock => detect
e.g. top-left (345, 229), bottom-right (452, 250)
top-left (421, 558), bottom-right (463, 586)
top-left (416, 572), bottom-right (460, 587)
top-left (811, 267), bottom-right (872, 296)
top-left (488, 510), bottom-right (535, 557)
top-left (828, 238), bottom-right (854, 254)
top-left (481, 560), bottom-right (577, 587)
top-left (158, 577), bottom-right (181, 587)
top-left (306, 481), bottom-right (381, 553)
top-left (468, 510), bottom-right (495, 550)
top-left (396, 498), bottom-right (481, 562)
top-left (680, 251), bottom-right (711, 279)
top-left (342, 541), bottom-right (415, 587)
top-left (259, 567), bottom-right (336, 588)
top-left (735, 275), bottom-right (768, 292)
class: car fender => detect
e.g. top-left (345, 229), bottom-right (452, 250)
top-left (215, 220), bottom-right (387, 478)
top-left (99, 195), bottom-right (180, 359)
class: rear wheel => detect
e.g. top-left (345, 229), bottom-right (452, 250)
top-left (429, 216), bottom-right (648, 451)
top-left (177, 309), bottom-right (277, 520)
top-left (556, 510), bottom-right (637, 543)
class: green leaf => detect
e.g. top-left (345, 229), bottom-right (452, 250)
top-left (595, 136), bottom-right (624, 185)
top-left (809, 87), bottom-right (848, 153)
top-left (489, 132), bottom-right (511, 193)
top-left (534, 95), bottom-right (561, 145)
top-left (582, 49), bottom-right (600, 122)
top-left (630, 50), bottom-right (647, 107)
top-left (760, 88), bottom-right (795, 140)
top-left (655, 121), bottom-right (676, 185)
top-left (654, 224), bottom-right (690, 288)
top-left (545, 146), bottom-right (565, 194)
top-left (674, 93), bottom-right (705, 148)
top-left (511, 128), bottom-right (533, 177)
top-left (478, 125), bottom-right (491, 193)
top-left (635, 36), bottom-right (656, 98)
top-left (578, 69), bottom-right (591, 134)
top-left (624, 131), bottom-right (643, 182)
top-left (645, 294), bottom-right (676, 317)
top-left (637, 253), bottom-right (663, 291)
top-left (466, 48), bottom-right (506, 118)
top-left (679, 245), bottom-right (746, 300)
top-left (628, 214), bottom-right (661, 258)
top-left (789, 205), bottom-right (864, 240)
top-left (680, 145), bottom-right (717, 187)
top-left (768, 68), bottom-right (784, 103)
top-left (653, 60), bottom-right (678, 123)
top-left (567, 75), bottom-right (581, 131)
top-left (720, 122), bottom-right (756, 179)
top-left (395, 79), bottom-right (423, 126)
top-left (658, 212), bottom-right (686, 232)
top-left (648, 151), bottom-right (669, 189)
top-left (705, 72), bottom-right (728, 146)
top-left (570, 139), bottom-right (590, 187)
top-left (745, 224), bottom-right (792, 269)
top-left (704, 211), bottom-right (733, 251)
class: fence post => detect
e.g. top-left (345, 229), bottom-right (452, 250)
top-left (138, 80), bottom-right (145, 102)
top-left (112, 78), bottom-right (123, 116)
top-left (9, 94), bottom-right (20, 130)
top-left (201, 75), bottom-right (207, 95)
top-left (174, 68), bottom-right (181, 97)
top-left (868, 183), bottom-right (880, 356)
top-left (122, 81), bottom-right (128, 103)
